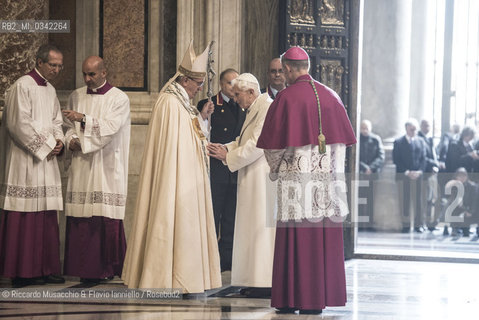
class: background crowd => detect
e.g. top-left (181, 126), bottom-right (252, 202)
top-left (360, 118), bottom-right (479, 237)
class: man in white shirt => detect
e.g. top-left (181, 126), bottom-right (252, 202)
top-left (62, 56), bottom-right (131, 284)
top-left (0, 44), bottom-right (65, 287)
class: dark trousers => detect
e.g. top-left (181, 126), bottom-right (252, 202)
top-left (397, 177), bottom-right (425, 230)
top-left (211, 181), bottom-right (238, 271)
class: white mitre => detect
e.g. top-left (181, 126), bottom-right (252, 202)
top-left (178, 40), bottom-right (209, 78)
top-left (161, 40), bottom-right (210, 93)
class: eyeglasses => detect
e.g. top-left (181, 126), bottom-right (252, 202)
top-left (47, 62), bottom-right (64, 70)
top-left (270, 69), bottom-right (284, 74)
top-left (188, 77), bottom-right (204, 87)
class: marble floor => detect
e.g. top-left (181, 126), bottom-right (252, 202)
top-left (357, 224), bottom-right (479, 259)
top-left (1, 258), bottom-right (478, 319)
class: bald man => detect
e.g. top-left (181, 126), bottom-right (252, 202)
top-left (62, 56), bottom-right (131, 283)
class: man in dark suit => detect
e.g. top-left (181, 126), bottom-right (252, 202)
top-left (358, 120), bottom-right (384, 231)
top-left (436, 124), bottom-right (461, 210)
top-left (417, 119), bottom-right (441, 231)
top-left (445, 168), bottom-right (479, 237)
top-left (445, 126), bottom-right (479, 173)
top-left (436, 123), bottom-right (460, 163)
top-left (393, 119), bottom-right (427, 233)
top-left (260, 58), bottom-right (286, 100)
top-left (197, 68), bottom-right (246, 271)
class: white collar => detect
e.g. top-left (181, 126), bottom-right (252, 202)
top-left (220, 92), bottom-right (230, 103)
top-left (270, 85), bottom-right (279, 97)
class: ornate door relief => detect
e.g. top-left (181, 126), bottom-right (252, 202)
top-left (280, 0), bottom-right (353, 111)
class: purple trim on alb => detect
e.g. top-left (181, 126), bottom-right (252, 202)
top-left (26, 69), bottom-right (47, 86)
top-left (86, 82), bottom-right (113, 95)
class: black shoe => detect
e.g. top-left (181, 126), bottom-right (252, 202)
top-left (451, 228), bottom-right (462, 237)
top-left (239, 288), bottom-right (252, 296)
top-left (401, 227), bottom-right (410, 233)
top-left (276, 307), bottom-right (298, 314)
top-left (240, 287), bottom-right (271, 298)
top-left (414, 227), bottom-right (425, 233)
top-left (428, 226), bottom-right (439, 232)
top-left (443, 226), bottom-right (449, 236)
top-left (182, 293), bottom-right (205, 300)
top-left (44, 275), bottom-right (65, 284)
top-left (300, 309), bottom-right (323, 315)
top-left (11, 277), bottom-right (25, 287)
top-left (12, 277), bottom-right (45, 287)
top-left (80, 278), bottom-right (101, 284)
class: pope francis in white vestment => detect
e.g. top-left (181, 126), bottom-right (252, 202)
top-left (122, 41), bottom-right (221, 293)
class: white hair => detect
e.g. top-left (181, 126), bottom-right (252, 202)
top-left (231, 73), bottom-right (260, 97)
top-left (361, 119), bottom-right (372, 130)
top-left (405, 118), bottom-right (419, 129)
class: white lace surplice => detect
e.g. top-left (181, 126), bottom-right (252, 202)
top-left (64, 86), bottom-right (130, 219)
top-left (264, 144), bottom-right (349, 221)
top-left (0, 75), bottom-right (64, 212)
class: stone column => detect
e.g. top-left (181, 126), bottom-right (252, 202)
top-left (360, 0), bottom-right (414, 231)
top-left (360, 0), bottom-right (412, 140)
top-left (409, 0), bottom-right (434, 122)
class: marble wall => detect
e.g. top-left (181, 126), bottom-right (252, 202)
top-left (102, 0), bottom-right (146, 89)
top-left (0, 0), bottom-right (49, 102)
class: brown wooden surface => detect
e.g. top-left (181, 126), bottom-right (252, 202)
top-left (242, 0), bottom-right (280, 89)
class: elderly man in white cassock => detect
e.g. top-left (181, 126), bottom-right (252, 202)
top-left (122, 40), bottom-right (221, 294)
top-left (0, 44), bottom-right (65, 287)
top-left (61, 56), bottom-right (131, 284)
top-left (208, 73), bottom-right (276, 298)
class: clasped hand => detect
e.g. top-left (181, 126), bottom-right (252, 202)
top-left (47, 139), bottom-right (64, 161)
top-left (69, 138), bottom-right (82, 152)
top-left (207, 143), bottom-right (227, 161)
